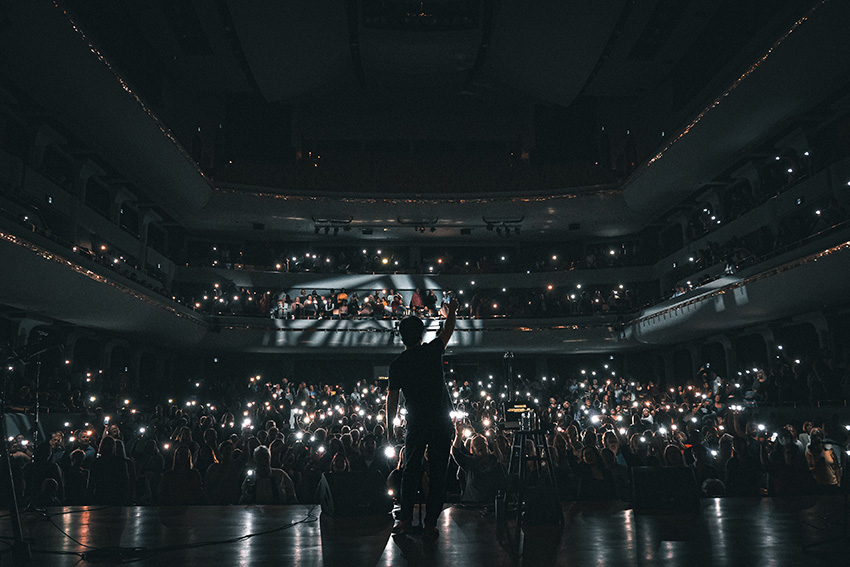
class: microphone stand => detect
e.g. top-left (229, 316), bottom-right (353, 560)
top-left (1, 354), bottom-right (32, 565)
top-left (0, 338), bottom-right (63, 565)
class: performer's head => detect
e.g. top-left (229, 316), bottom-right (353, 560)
top-left (399, 316), bottom-right (425, 347)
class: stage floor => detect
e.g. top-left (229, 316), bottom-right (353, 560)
top-left (1, 496), bottom-right (847, 566)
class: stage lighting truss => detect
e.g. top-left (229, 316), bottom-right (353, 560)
top-left (483, 216), bottom-right (523, 237)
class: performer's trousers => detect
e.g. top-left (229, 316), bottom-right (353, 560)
top-left (399, 424), bottom-right (451, 526)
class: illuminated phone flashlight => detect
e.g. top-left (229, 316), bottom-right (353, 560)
top-left (318, 446), bottom-right (325, 454)
top-left (658, 427), bottom-right (668, 435)
top-left (247, 469), bottom-right (254, 477)
top-left (69, 436), bottom-right (76, 443)
top-left (384, 446), bottom-right (396, 459)
top-left (711, 450), bottom-right (718, 457)
top-left (387, 489), bottom-right (394, 496)
top-left (618, 428), bottom-right (626, 435)
top-left (639, 436), bottom-right (646, 443)
top-left (482, 418), bottom-right (491, 428)
top-left (163, 443), bottom-right (170, 450)
top-left (757, 424), bottom-right (765, 432)
top-left (139, 427), bottom-right (146, 434)
top-left (392, 417), bottom-right (402, 427)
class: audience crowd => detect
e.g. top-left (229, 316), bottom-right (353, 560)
top-left (4, 348), bottom-right (849, 511)
top-left (183, 284), bottom-right (640, 320)
top-left (668, 199), bottom-right (847, 298)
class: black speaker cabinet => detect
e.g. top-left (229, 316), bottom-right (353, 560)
top-left (630, 466), bottom-right (699, 513)
top-left (317, 471), bottom-right (393, 517)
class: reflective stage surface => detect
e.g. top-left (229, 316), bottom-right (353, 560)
top-left (1, 497), bottom-right (847, 566)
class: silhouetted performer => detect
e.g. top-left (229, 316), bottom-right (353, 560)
top-left (386, 297), bottom-right (458, 539)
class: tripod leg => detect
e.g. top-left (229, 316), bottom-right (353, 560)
top-left (1, 411), bottom-right (32, 565)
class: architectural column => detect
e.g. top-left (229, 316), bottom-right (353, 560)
top-left (113, 186), bottom-right (136, 227)
top-left (714, 335), bottom-right (736, 380)
top-left (139, 209), bottom-right (162, 271)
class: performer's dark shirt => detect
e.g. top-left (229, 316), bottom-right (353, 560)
top-left (388, 338), bottom-right (451, 430)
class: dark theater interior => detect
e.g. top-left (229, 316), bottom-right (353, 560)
top-left (2, 1), bottom-right (850, 565)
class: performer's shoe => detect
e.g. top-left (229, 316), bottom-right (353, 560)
top-left (391, 519), bottom-right (412, 535)
top-left (422, 526), bottom-right (439, 541)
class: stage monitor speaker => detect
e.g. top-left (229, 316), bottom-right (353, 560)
top-left (318, 471), bottom-right (393, 517)
top-left (630, 466), bottom-right (699, 513)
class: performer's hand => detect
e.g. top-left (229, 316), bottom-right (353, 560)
top-left (448, 298), bottom-right (459, 313)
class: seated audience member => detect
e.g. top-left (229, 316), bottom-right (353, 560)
top-left (599, 447), bottom-right (630, 501)
top-left (664, 445), bottom-right (687, 467)
top-left (159, 445), bottom-right (205, 506)
top-left (89, 436), bottom-right (129, 505)
top-left (330, 452), bottom-right (350, 473)
top-left (724, 436), bottom-right (762, 497)
top-left (576, 445), bottom-right (616, 500)
top-left (350, 434), bottom-right (390, 479)
top-left (63, 449), bottom-right (90, 505)
top-left (205, 440), bottom-right (243, 505)
top-left (805, 431), bottom-right (841, 490)
top-left (114, 439), bottom-right (138, 504)
top-left (137, 439), bottom-right (165, 503)
top-left (240, 446), bottom-right (298, 504)
top-left (692, 445), bottom-right (720, 486)
top-left (194, 444), bottom-right (218, 482)
top-left (34, 478), bottom-right (62, 507)
top-left (450, 422), bottom-right (505, 503)
top-left (29, 432), bottom-right (66, 503)
top-left (761, 430), bottom-right (810, 496)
